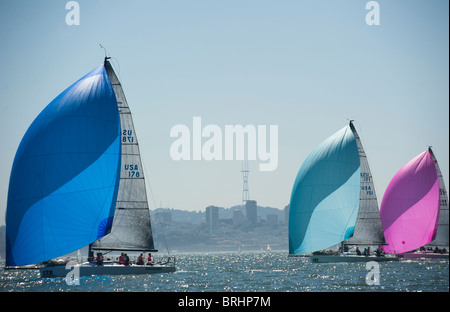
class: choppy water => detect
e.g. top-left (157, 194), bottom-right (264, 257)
top-left (1, 251), bottom-right (448, 292)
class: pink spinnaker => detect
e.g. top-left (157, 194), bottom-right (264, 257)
top-left (380, 150), bottom-right (440, 254)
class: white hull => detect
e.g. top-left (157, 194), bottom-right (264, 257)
top-left (40, 262), bottom-right (176, 278)
top-left (310, 254), bottom-right (399, 263)
top-left (398, 251), bottom-right (449, 260)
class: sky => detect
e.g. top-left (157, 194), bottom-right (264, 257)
top-left (0, 0), bottom-right (448, 225)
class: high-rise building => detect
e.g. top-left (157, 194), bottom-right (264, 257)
top-left (206, 205), bottom-right (219, 234)
top-left (284, 204), bottom-right (289, 225)
top-left (233, 209), bottom-right (245, 227)
top-left (245, 200), bottom-right (257, 224)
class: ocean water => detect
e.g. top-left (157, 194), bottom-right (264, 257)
top-left (0, 250), bottom-right (448, 292)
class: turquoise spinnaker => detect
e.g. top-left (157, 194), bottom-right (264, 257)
top-left (6, 64), bottom-right (121, 266)
top-left (289, 124), bottom-right (360, 255)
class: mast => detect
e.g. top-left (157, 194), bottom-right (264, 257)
top-left (91, 58), bottom-right (157, 252)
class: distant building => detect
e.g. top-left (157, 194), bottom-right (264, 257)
top-left (266, 214), bottom-right (278, 226)
top-left (245, 200), bottom-right (257, 224)
top-left (284, 204), bottom-right (289, 225)
top-left (233, 209), bottom-right (245, 227)
top-left (206, 205), bottom-right (219, 234)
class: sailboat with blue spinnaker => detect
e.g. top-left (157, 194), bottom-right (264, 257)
top-left (5, 57), bottom-right (175, 277)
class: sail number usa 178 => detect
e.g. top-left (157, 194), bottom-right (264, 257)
top-left (124, 164), bottom-right (140, 178)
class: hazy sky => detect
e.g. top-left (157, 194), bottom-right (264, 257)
top-left (0, 0), bottom-right (448, 225)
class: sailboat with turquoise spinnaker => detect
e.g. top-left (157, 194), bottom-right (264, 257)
top-left (5, 57), bottom-right (176, 277)
top-left (288, 121), bottom-right (398, 263)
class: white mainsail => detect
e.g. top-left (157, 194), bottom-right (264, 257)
top-left (428, 148), bottom-right (449, 247)
top-left (91, 58), bottom-right (156, 252)
top-left (345, 122), bottom-right (385, 246)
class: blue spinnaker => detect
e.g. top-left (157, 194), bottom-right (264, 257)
top-left (6, 64), bottom-right (121, 266)
top-left (289, 125), bottom-right (360, 255)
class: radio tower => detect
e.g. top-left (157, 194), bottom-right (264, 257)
top-left (241, 160), bottom-right (250, 206)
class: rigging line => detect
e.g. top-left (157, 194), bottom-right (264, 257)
top-left (141, 158), bottom-right (172, 258)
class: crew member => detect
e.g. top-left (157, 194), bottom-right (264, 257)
top-left (96, 252), bottom-right (104, 266)
top-left (147, 253), bottom-right (154, 265)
